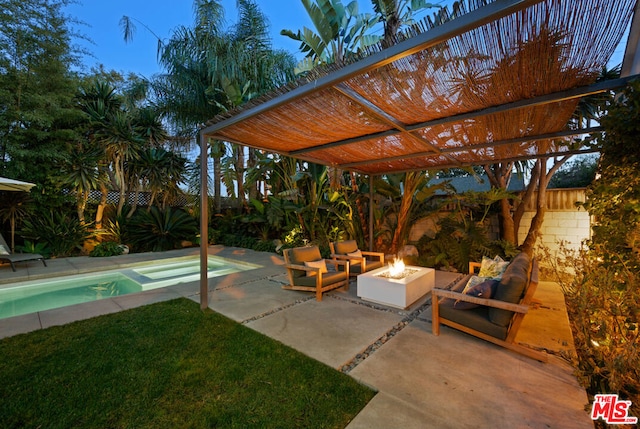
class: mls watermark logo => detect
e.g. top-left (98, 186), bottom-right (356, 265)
top-left (591, 394), bottom-right (638, 425)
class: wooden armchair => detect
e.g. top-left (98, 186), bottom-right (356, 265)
top-left (283, 245), bottom-right (349, 301)
top-left (329, 240), bottom-right (384, 276)
top-left (431, 253), bottom-right (547, 362)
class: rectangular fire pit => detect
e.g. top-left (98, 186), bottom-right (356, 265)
top-left (357, 265), bottom-right (435, 309)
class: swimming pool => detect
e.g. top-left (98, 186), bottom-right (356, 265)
top-left (0, 255), bottom-right (260, 320)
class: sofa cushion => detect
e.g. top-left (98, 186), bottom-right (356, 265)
top-left (489, 252), bottom-right (531, 326)
top-left (334, 240), bottom-right (358, 255)
top-left (454, 279), bottom-right (499, 310)
top-left (439, 301), bottom-right (509, 340)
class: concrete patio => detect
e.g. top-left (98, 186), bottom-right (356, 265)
top-left (0, 246), bottom-right (593, 428)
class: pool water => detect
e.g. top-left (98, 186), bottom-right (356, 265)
top-left (0, 256), bottom-right (259, 320)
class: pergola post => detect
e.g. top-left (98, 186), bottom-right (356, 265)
top-left (369, 175), bottom-right (374, 252)
top-left (199, 132), bottom-right (209, 310)
top-left (621, 0), bottom-right (640, 77)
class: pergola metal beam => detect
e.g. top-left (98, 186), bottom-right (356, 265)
top-left (339, 127), bottom-right (603, 170)
top-left (201, 0), bottom-right (542, 137)
top-left (374, 147), bottom-right (601, 175)
top-left (622, 0), bottom-right (640, 77)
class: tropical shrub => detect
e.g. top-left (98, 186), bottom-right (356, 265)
top-left (89, 241), bottom-right (125, 257)
top-left (541, 243), bottom-right (639, 422)
top-left (16, 240), bottom-right (51, 259)
top-left (21, 212), bottom-right (91, 257)
top-left (127, 207), bottom-right (198, 252)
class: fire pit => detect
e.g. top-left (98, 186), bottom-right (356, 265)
top-left (357, 259), bottom-right (435, 309)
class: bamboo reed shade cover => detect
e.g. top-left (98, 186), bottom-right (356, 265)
top-left (204, 0), bottom-right (636, 175)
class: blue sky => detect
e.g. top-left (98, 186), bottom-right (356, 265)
top-left (65, 0), bottom-right (381, 77)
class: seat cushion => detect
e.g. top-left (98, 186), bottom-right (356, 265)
top-left (439, 300), bottom-right (508, 340)
top-left (334, 240), bottom-right (358, 255)
top-left (489, 252), bottom-right (531, 327)
top-left (294, 270), bottom-right (347, 287)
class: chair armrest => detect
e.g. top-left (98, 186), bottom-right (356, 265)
top-left (360, 251), bottom-right (384, 262)
top-left (432, 288), bottom-right (529, 314)
top-left (325, 258), bottom-right (348, 268)
top-left (329, 253), bottom-right (362, 262)
top-left (468, 261), bottom-right (482, 274)
top-left (284, 263), bottom-right (318, 273)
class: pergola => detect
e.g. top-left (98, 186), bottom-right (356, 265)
top-left (196, 0), bottom-right (640, 308)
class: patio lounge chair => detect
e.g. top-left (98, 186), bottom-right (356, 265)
top-left (329, 240), bottom-right (384, 276)
top-left (431, 252), bottom-right (547, 362)
top-left (0, 233), bottom-right (47, 272)
top-left (283, 245), bottom-right (349, 301)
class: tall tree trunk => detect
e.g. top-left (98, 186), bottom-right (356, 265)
top-left (485, 163), bottom-right (516, 244)
top-left (520, 156), bottom-right (569, 254)
top-left (95, 182), bottom-right (108, 231)
top-left (77, 190), bottom-right (88, 224)
top-left (390, 172), bottom-right (422, 254)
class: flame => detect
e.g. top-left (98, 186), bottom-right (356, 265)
top-left (388, 257), bottom-right (405, 277)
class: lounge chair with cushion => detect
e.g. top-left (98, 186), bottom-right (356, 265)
top-left (283, 245), bottom-right (349, 301)
top-left (431, 252), bottom-right (547, 362)
top-left (0, 233), bottom-right (47, 272)
top-left (329, 240), bottom-right (384, 276)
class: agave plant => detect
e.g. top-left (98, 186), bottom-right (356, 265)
top-left (127, 207), bottom-right (198, 252)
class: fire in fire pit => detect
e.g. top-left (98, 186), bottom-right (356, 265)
top-left (376, 257), bottom-right (419, 280)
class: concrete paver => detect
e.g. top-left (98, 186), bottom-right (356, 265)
top-left (0, 246), bottom-right (594, 428)
top-left (248, 297), bottom-right (406, 369)
top-left (348, 319), bottom-right (592, 428)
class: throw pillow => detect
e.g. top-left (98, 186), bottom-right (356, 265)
top-left (478, 255), bottom-right (509, 280)
top-left (454, 279), bottom-right (499, 310)
top-left (304, 259), bottom-right (328, 277)
top-left (0, 244), bottom-right (10, 255)
top-left (347, 250), bottom-right (363, 265)
top-left (462, 275), bottom-right (490, 293)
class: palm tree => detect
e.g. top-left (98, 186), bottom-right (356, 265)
top-left (59, 145), bottom-right (103, 224)
top-left (125, 0), bottom-right (296, 213)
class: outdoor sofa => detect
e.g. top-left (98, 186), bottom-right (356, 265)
top-left (431, 252), bottom-right (547, 362)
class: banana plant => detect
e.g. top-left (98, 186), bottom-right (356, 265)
top-left (281, 0), bottom-right (381, 73)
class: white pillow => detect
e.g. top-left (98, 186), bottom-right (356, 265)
top-left (304, 259), bottom-right (327, 277)
top-left (347, 250), bottom-right (362, 265)
top-left (0, 244), bottom-right (10, 255)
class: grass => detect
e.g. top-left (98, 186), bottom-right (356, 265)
top-left (0, 299), bottom-right (376, 428)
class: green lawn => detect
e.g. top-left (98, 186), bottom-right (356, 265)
top-left (0, 299), bottom-right (375, 428)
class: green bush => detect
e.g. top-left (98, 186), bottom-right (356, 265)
top-left (541, 243), bottom-right (639, 421)
top-left (89, 241), bottom-right (125, 257)
top-left (127, 207), bottom-right (198, 252)
top-left (21, 212), bottom-right (91, 257)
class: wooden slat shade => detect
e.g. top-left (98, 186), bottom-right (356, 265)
top-left (201, 0), bottom-right (637, 175)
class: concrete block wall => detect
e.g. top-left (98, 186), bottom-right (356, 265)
top-left (517, 210), bottom-right (591, 253)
